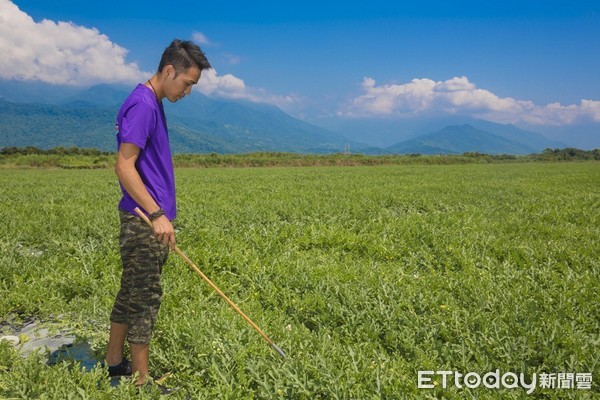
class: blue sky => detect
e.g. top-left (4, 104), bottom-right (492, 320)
top-left (2, 0), bottom-right (600, 128)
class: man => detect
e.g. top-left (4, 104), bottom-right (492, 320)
top-left (105, 39), bottom-right (211, 388)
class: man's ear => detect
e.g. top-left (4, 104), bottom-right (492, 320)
top-left (163, 65), bottom-right (176, 79)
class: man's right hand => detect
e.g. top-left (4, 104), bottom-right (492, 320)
top-left (152, 215), bottom-right (176, 249)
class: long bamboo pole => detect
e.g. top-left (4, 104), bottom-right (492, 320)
top-left (134, 207), bottom-right (286, 358)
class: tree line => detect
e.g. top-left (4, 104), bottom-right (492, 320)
top-left (1, 146), bottom-right (598, 169)
top-left (536, 147), bottom-right (600, 161)
top-left (0, 146), bottom-right (112, 156)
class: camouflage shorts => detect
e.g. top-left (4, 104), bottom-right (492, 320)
top-left (110, 210), bottom-right (169, 344)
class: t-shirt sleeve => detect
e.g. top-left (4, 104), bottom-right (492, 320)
top-left (118, 102), bottom-right (156, 150)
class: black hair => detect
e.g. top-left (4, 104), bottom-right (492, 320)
top-left (157, 39), bottom-right (211, 75)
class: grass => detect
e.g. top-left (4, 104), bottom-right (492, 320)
top-left (0, 162), bottom-right (599, 399)
top-left (1, 147), bottom-right (599, 169)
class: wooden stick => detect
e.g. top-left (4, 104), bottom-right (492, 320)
top-left (134, 207), bottom-right (286, 358)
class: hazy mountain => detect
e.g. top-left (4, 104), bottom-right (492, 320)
top-left (61, 84), bottom-right (131, 107)
top-left (0, 78), bottom-right (82, 104)
top-left (533, 123), bottom-right (600, 150)
top-left (464, 119), bottom-right (567, 151)
top-left (0, 99), bottom-right (117, 150)
top-left (0, 80), bottom-right (588, 154)
top-left (386, 124), bottom-right (538, 154)
top-left (0, 82), bottom-right (363, 153)
top-left (314, 116), bottom-right (446, 147)
top-left (319, 115), bottom-right (568, 151)
top-left (164, 94), bottom-right (362, 153)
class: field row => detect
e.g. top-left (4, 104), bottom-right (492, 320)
top-left (1, 163), bottom-right (598, 398)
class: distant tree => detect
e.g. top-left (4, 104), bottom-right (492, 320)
top-left (24, 146), bottom-right (43, 155)
top-left (0, 147), bottom-right (19, 155)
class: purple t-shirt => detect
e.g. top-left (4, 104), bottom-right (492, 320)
top-left (116, 84), bottom-right (176, 220)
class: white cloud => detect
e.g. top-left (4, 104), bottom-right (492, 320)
top-left (194, 68), bottom-right (299, 108)
top-left (195, 68), bottom-right (246, 98)
top-left (343, 75), bottom-right (600, 126)
top-left (0, 0), bottom-right (149, 85)
top-left (580, 100), bottom-right (600, 121)
top-left (191, 31), bottom-right (211, 46)
top-left (0, 2), bottom-right (294, 107)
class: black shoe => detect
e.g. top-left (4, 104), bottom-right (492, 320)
top-left (107, 358), bottom-right (132, 377)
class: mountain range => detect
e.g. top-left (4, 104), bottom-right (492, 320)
top-left (387, 124), bottom-right (557, 155)
top-left (0, 80), bottom-right (580, 154)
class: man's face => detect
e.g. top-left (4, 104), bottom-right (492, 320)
top-left (164, 65), bottom-right (201, 103)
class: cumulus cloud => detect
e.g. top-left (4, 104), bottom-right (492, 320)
top-left (2, 0), bottom-right (595, 126)
top-left (0, 0), bottom-right (149, 85)
top-left (194, 68), bottom-right (298, 107)
top-left (343, 75), bottom-right (600, 126)
top-left (0, 1), bottom-right (293, 108)
top-left (195, 68), bottom-right (246, 98)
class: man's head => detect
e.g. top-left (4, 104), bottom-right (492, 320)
top-left (156, 39), bottom-right (211, 103)
top-left (158, 39), bottom-right (211, 75)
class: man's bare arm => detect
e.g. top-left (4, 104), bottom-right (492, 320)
top-left (115, 143), bottom-right (175, 248)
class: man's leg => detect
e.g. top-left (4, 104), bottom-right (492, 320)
top-left (111, 211), bottom-right (168, 384)
top-left (105, 322), bottom-right (128, 366)
top-left (130, 342), bottom-right (150, 385)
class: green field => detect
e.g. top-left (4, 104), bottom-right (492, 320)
top-left (1, 163), bottom-right (599, 399)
